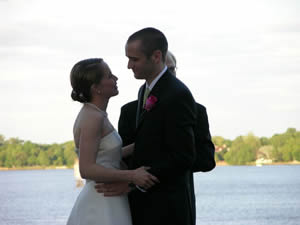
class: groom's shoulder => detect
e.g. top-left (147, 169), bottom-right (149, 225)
top-left (196, 102), bottom-right (206, 112)
top-left (121, 100), bottom-right (138, 112)
top-left (166, 72), bottom-right (193, 97)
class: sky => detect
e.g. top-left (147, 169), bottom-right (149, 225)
top-left (0, 0), bottom-right (300, 144)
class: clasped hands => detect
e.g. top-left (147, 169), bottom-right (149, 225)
top-left (95, 166), bottom-right (159, 196)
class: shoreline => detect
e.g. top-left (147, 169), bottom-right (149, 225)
top-left (1, 161), bottom-right (300, 171)
top-left (0, 166), bottom-right (71, 171)
top-left (216, 161), bottom-right (300, 166)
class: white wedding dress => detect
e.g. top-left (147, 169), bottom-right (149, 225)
top-left (66, 130), bottom-right (132, 225)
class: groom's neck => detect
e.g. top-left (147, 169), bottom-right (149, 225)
top-left (146, 64), bottom-right (165, 85)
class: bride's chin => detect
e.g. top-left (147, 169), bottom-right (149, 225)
top-left (112, 91), bottom-right (119, 96)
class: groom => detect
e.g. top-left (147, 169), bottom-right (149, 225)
top-left (124, 27), bottom-right (197, 225)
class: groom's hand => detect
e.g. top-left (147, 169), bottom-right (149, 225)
top-left (95, 182), bottom-right (131, 196)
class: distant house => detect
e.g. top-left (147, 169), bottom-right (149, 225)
top-left (256, 157), bottom-right (273, 166)
top-left (215, 144), bottom-right (230, 152)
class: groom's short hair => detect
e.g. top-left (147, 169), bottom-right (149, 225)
top-left (127, 27), bottom-right (168, 62)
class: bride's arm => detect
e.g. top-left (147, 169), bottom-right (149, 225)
top-left (122, 143), bottom-right (134, 158)
top-left (78, 112), bottom-right (158, 188)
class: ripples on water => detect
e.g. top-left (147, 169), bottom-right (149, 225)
top-left (0, 169), bottom-right (81, 225)
top-left (0, 165), bottom-right (299, 225)
top-left (194, 165), bottom-right (300, 225)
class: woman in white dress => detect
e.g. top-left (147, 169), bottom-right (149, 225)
top-left (67, 58), bottom-right (159, 225)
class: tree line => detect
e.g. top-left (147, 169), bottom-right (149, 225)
top-left (213, 128), bottom-right (300, 165)
top-left (0, 128), bottom-right (299, 168)
top-left (0, 136), bottom-right (76, 168)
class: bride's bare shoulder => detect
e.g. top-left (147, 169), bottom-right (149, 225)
top-left (74, 105), bottom-right (106, 133)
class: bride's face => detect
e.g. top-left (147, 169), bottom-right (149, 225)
top-left (94, 61), bottom-right (119, 98)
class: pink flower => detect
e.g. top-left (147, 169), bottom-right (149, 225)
top-left (144, 95), bottom-right (158, 111)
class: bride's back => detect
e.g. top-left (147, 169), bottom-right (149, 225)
top-left (73, 103), bottom-right (113, 149)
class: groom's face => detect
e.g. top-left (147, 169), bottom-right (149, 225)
top-left (125, 40), bottom-right (155, 80)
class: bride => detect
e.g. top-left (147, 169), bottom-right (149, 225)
top-left (67, 58), bottom-right (159, 225)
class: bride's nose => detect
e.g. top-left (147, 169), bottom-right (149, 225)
top-left (112, 74), bottom-right (118, 81)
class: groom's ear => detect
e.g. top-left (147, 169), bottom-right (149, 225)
top-left (151, 50), bottom-right (162, 64)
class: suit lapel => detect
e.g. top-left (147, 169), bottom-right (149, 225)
top-left (136, 71), bottom-right (171, 130)
top-left (136, 84), bottom-right (145, 128)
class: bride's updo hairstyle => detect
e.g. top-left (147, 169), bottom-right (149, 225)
top-left (70, 58), bottom-right (104, 103)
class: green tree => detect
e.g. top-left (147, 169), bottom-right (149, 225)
top-left (0, 134), bottom-right (5, 146)
top-left (280, 145), bottom-right (293, 161)
top-left (4, 146), bottom-right (14, 167)
top-left (27, 155), bottom-right (37, 166)
top-left (292, 149), bottom-right (300, 161)
top-left (212, 136), bottom-right (226, 146)
top-left (37, 151), bottom-right (50, 166)
top-left (14, 150), bottom-right (28, 167)
top-left (63, 141), bottom-right (76, 167)
top-left (0, 151), bottom-right (6, 167)
top-left (224, 134), bottom-right (258, 165)
top-left (270, 134), bottom-right (285, 149)
top-left (270, 148), bottom-right (282, 162)
top-left (244, 133), bottom-right (261, 152)
top-left (260, 137), bottom-right (270, 146)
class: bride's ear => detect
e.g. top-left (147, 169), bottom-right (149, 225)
top-left (91, 84), bottom-right (101, 94)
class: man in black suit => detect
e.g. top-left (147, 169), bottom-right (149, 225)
top-left (118, 50), bottom-right (215, 225)
top-left (123, 27), bottom-right (197, 225)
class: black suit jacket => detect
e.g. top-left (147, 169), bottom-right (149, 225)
top-left (119, 71), bottom-right (196, 225)
top-left (119, 100), bottom-right (215, 225)
top-left (192, 104), bottom-right (216, 172)
top-left (118, 101), bottom-right (138, 147)
top-left (119, 101), bottom-right (215, 172)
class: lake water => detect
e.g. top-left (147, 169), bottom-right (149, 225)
top-left (0, 165), bottom-right (299, 225)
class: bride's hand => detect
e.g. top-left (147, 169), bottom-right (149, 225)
top-left (131, 166), bottom-right (159, 189)
top-left (122, 143), bottom-right (135, 158)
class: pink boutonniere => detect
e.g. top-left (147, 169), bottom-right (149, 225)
top-left (144, 95), bottom-right (158, 111)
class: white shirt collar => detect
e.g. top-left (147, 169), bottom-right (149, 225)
top-left (145, 66), bottom-right (167, 90)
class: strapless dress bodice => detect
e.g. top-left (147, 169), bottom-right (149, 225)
top-left (75, 130), bottom-right (123, 170)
